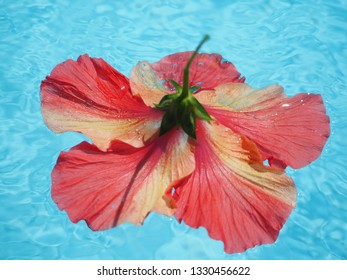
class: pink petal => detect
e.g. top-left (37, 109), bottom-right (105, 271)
top-left (167, 121), bottom-right (296, 254)
top-left (197, 83), bottom-right (330, 169)
top-left (41, 54), bottom-right (162, 151)
top-left (52, 129), bottom-right (195, 230)
top-left (152, 52), bottom-right (245, 90)
top-left (130, 52), bottom-right (244, 106)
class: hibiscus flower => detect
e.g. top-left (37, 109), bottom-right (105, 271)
top-left (40, 36), bottom-right (330, 254)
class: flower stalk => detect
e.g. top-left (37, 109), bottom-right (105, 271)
top-left (155, 35), bottom-right (212, 139)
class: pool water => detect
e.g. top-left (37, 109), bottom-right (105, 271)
top-left (1, 0), bottom-right (346, 260)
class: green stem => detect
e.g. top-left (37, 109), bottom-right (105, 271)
top-left (181, 35), bottom-right (210, 98)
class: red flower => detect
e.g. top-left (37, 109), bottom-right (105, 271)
top-left (41, 41), bottom-right (329, 253)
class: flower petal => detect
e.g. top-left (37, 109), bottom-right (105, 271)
top-left (152, 52), bottom-right (245, 90)
top-left (130, 61), bottom-right (171, 107)
top-left (167, 121), bottom-right (296, 254)
top-left (51, 128), bottom-right (195, 230)
top-left (41, 54), bottom-right (162, 151)
top-left (198, 83), bottom-right (330, 169)
top-left (130, 52), bottom-right (244, 106)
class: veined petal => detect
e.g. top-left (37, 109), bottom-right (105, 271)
top-left (51, 129), bottom-right (195, 230)
top-left (130, 61), bottom-right (171, 107)
top-left (41, 54), bottom-right (162, 151)
top-left (197, 83), bottom-right (330, 169)
top-left (167, 121), bottom-right (296, 254)
top-left (130, 52), bottom-right (244, 106)
top-left (152, 52), bottom-right (245, 90)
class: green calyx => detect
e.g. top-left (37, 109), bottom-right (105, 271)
top-left (155, 35), bottom-right (212, 139)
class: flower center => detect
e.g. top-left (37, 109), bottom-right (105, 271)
top-left (155, 35), bottom-right (212, 139)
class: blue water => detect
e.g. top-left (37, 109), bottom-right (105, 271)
top-left (1, 0), bottom-right (346, 260)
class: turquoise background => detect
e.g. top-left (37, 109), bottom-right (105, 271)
top-left (1, 0), bottom-right (346, 259)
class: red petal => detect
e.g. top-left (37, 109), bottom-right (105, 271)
top-left (130, 52), bottom-right (244, 106)
top-left (198, 83), bottom-right (330, 169)
top-left (41, 54), bottom-right (162, 150)
top-left (51, 129), bottom-right (195, 230)
top-left (151, 52), bottom-right (245, 90)
top-left (167, 121), bottom-right (296, 254)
